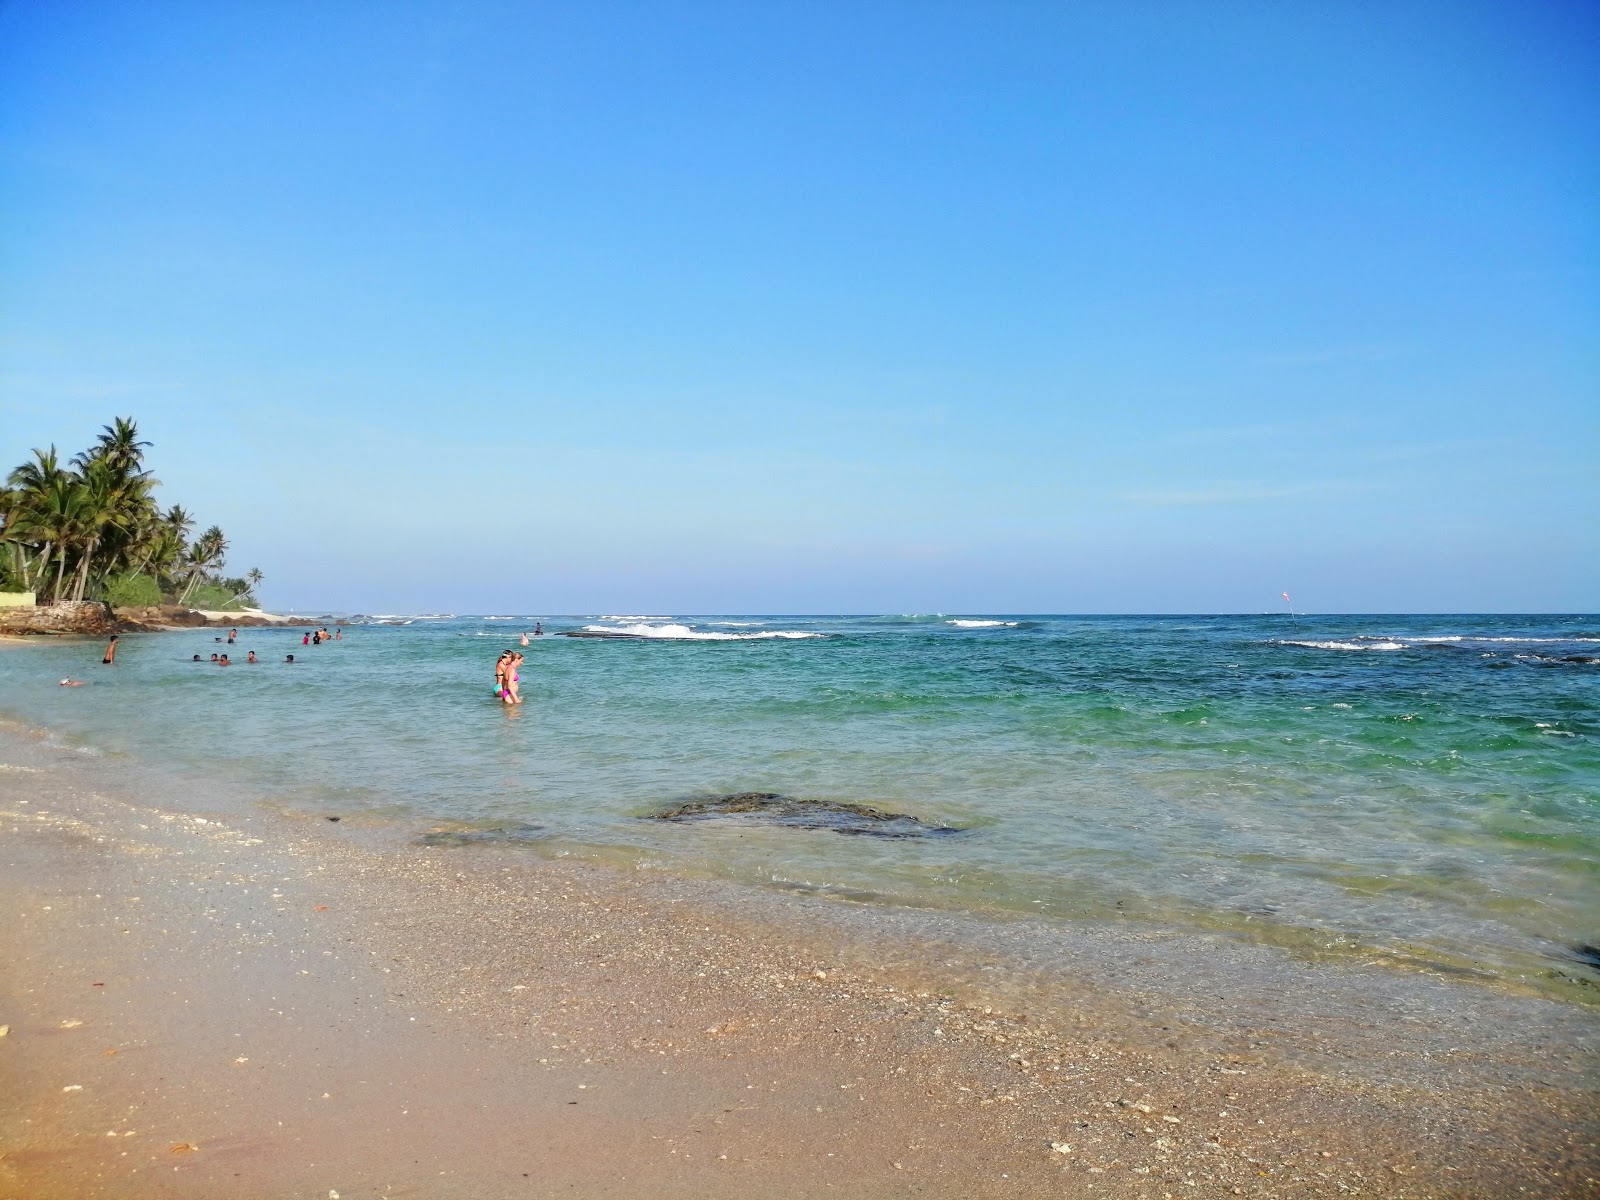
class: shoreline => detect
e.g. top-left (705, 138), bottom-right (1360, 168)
top-left (1, 722), bottom-right (1595, 1197)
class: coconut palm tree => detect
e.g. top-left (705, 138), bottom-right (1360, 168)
top-left (178, 525), bottom-right (228, 604)
top-left (3, 446), bottom-right (67, 593)
top-left (32, 477), bottom-right (89, 601)
top-left (228, 567), bottom-right (265, 606)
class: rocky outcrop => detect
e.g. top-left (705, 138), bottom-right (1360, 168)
top-left (111, 605), bottom-right (317, 630)
top-left (0, 600), bottom-right (118, 636)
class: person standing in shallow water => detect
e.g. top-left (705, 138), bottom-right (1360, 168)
top-left (101, 635), bottom-right (118, 664)
top-left (505, 652), bottom-right (525, 705)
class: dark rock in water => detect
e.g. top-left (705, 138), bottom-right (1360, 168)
top-left (416, 822), bottom-right (546, 848)
top-left (1562, 655), bottom-right (1598, 665)
top-left (1562, 944), bottom-right (1600, 972)
top-left (647, 792), bottom-right (963, 839)
top-left (559, 630), bottom-right (646, 639)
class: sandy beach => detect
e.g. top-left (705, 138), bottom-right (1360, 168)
top-left (0, 721), bottom-right (1595, 1200)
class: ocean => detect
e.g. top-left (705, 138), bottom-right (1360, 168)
top-left (3, 613), bottom-right (1596, 994)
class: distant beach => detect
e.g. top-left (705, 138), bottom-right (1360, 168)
top-left (0, 613), bottom-right (1596, 1195)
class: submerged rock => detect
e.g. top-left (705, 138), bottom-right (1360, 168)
top-left (647, 792), bottom-right (963, 839)
top-left (1561, 944), bottom-right (1600, 973)
top-left (416, 822), bottom-right (546, 848)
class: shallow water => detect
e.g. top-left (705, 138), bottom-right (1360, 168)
top-left (3, 613), bottom-right (1596, 988)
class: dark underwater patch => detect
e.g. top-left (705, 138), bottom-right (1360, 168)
top-left (1559, 943), bottom-right (1600, 973)
top-left (646, 792), bottom-right (964, 839)
top-left (416, 822), bottom-right (547, 847)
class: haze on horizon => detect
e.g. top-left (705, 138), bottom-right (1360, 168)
top-left (2, 1), bottom-right (1595, 615)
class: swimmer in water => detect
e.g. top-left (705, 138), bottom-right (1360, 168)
top-left (505, 652), bottom-right (525, 705)
top-left (535, 622), bottom-right (542, 636)
top-left (228, 627), bottom-right (237, 643)
top-left (102, 635), bottom-right (118, 664)
top-left (520, 631), bottom-right (529, 646)
top-left (211, 653), bottom-right (220, 662)
top-left (59, 678), bottom-right (85, 686)
top-left (285, 654), bottom-right (297, 662)
top-left (192, 654), bottom-right (202, 662)
top-left (247, 650), bottom-right (258, 663)
top-left (218, 653), bottom-right (232, 666)
top-left (494, 650), bottom-right (512, 699)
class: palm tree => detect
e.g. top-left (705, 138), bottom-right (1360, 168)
top-left (229, 567), bottom-right (265, 606)
top-left (179, 525), bottom-right (228, 605)
top-left (32, 477), bottom-right (88, 601)
top-left (3, 447), bottom-right (67, 593)
top-left (67, 460), bottom-right (128, 601)
top-left (86, 417), bottom-right (152, 477)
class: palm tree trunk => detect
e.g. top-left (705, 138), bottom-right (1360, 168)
top-left (51, 548), bottom-right (68, 602)
top-left (23, 542), bottom-right (50, 592)
top-left (72, 536), bottom-right (98, 601)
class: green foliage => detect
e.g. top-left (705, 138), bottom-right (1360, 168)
top-left (3, 417), bottom-right (264, 607)
top-left (101, 570), bottom-right (162, 608)
top-left (186, 582), bottom-right (250, 611)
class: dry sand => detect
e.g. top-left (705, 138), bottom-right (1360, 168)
top-left (0, 729), bottom-right (1595, 1199)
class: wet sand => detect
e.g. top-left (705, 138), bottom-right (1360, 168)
top-left (0, 728), bottom-right (1595, 1199)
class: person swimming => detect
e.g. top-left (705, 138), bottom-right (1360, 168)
top-left (218, 654), bottom-right (232, 666)
top-left (302, 633), bottom-right (310, 645)
top-left (247, 650), bottom-right (258, 663)
top-left (59, 678), bottom-right (85, 686)
top-left (192, 654), bottom-right (202, 662)
top-left (210, 653), bottom-right (220, 662)
top-left (285, 653), bottom-right (297, 662)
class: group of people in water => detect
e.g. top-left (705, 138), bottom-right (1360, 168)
top-left (188, 625), bottom-right (340, 665)
top-left (495, 649), bottom-right (525, 704)
top-left (68, 624), bottom-right (541, 708)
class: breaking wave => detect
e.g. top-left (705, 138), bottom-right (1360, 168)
top-left (584, 623), bottom-right (824, 641)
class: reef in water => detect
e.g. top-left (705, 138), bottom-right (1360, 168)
top-left (647, 792), bottom-right (964, 839)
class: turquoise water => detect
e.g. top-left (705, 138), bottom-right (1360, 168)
top-left (3, 613), bottom-right (1596, 985)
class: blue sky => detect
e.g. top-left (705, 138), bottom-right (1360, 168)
top-left (2, 0), bottom-right (1595, 613)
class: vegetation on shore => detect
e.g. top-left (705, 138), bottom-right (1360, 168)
top-left (0, 417), bottom-right (263, 610)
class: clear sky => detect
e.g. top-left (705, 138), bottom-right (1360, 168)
top-left (2, 0), bottom-right (1595, 614)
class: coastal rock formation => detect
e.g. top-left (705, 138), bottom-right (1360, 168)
top-left (111, 605), bottom-right (318, 630)
top-left (0, 601), bottom-right (118, 636)
top-left (647, 792), bottom-right (964, 839)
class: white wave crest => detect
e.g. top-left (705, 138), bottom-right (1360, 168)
top-left (585, 623), bottom-right (823, 641)
top-left (947, 619), bottom-right (1018, 628)
top-left (1277, 639), bottom-right (1406, 651)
